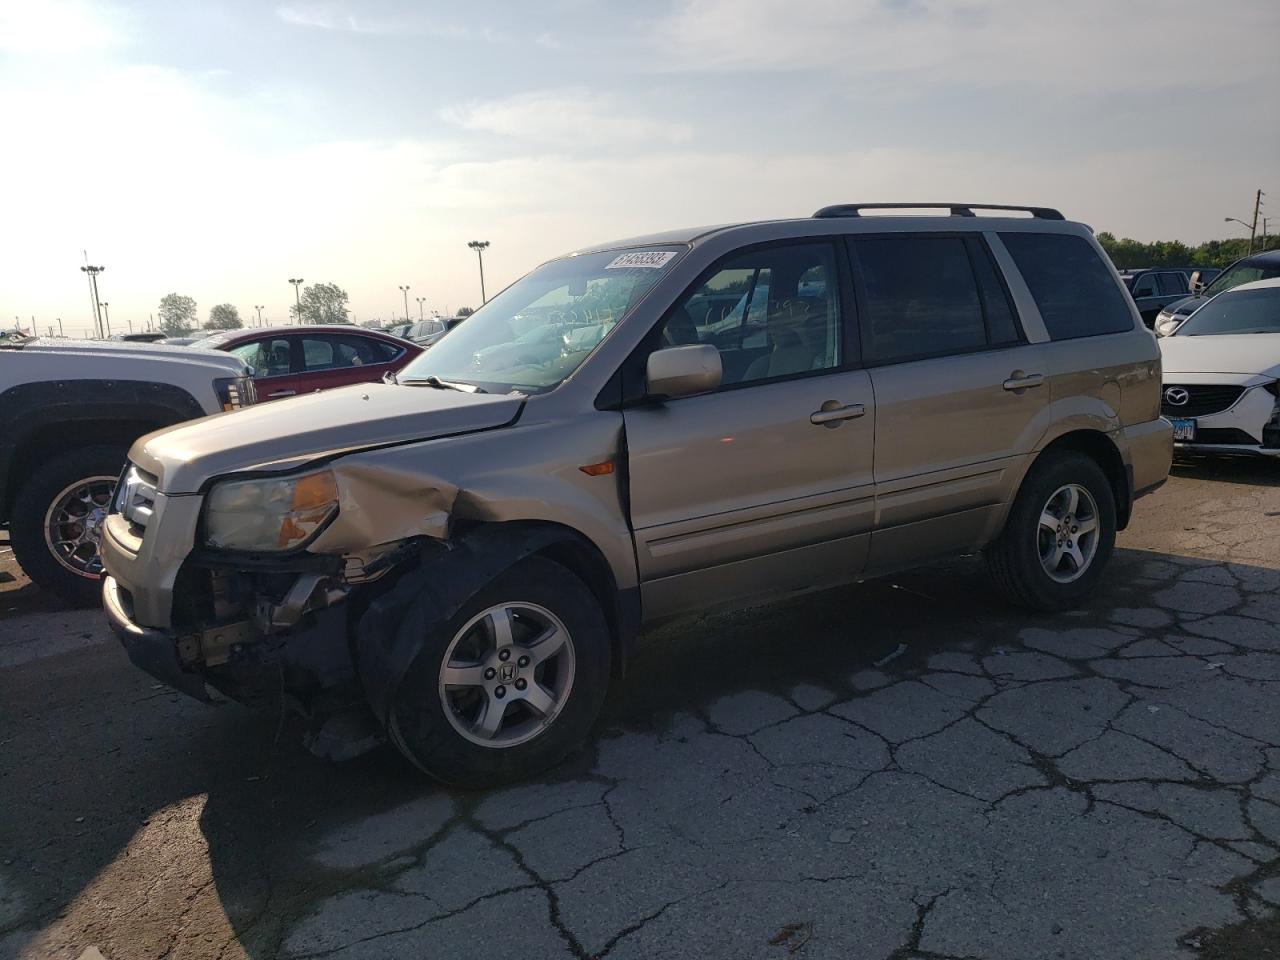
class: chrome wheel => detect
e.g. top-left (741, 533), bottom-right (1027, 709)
top-left (44, 475), bottom-right (116, 578)
top-left (1037, 483), bottom-right (1099, 584)
top-left (437, 602), bottom-right (576, 748)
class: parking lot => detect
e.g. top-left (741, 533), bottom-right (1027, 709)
top-left (1, 458), bottom-right (1277, 960)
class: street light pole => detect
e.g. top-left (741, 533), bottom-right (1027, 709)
top-left (399, 285), bottom-right (411, 322)
top-left (289, 279), bottom-right (304, 325)
top-left (101, 301), bottom-right (111, 337)
top-left (255, 305), bottom-right (265, 326)
top-left (415, 296), bottom-right (426, 320)
top-left (80, 264), bottom-right (106, 338)
top-left (468, 240), bottom-right (490, 304)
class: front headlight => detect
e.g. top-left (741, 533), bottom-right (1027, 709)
top-left (204, 469), bottom-right (338, 551)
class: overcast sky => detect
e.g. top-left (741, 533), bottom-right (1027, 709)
top-left (1, 0), bottom-right (1276, 336)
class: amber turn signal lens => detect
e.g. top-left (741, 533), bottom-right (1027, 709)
top-left (292, 471), bottom-right (339, 509)
top-left (578, 460), bottom-right (614, 477)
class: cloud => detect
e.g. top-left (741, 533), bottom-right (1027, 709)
top-left (275, 2), bottom-right (465, 38)
top-left (655, 0), bottom-right (1280, 92)
top-left (441, 90), bottom-right (694, 145)
top-left (0, 0), bottom-right (127, 52)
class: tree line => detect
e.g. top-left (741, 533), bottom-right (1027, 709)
top-left (156, 283), bottom-right (352, 336)
top-left (1096, 233), bottom-right (1280, 271)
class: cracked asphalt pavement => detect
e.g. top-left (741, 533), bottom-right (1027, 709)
top-left (2, 458), bottom-right (1278, 960)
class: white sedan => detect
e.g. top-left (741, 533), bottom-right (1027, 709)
top-left (1158, 278), bottom-right (1280, 457)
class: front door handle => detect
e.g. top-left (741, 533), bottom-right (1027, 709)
top-left (267, 389), bottom-right (297, 398)
top-left (810, 402), bottom-right (866, 426)
top-left (1002, 372), bottom-right (1044, 392)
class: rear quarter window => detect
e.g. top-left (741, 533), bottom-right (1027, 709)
top-left (1000, 233), bottom-right (1134, 340)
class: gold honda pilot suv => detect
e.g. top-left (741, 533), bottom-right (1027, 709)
top-left (102, 203), bottom-right (1173, 785)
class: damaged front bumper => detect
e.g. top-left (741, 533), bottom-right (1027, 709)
top-left (101, 563), bottom-right (361, 713)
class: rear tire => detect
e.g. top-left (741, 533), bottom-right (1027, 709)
top-left (986, 451), bottom-right (1116, 612)
top-left (387, 556), bottom-right (611, 787)
top-left (9, 445), bottom-right (127, 606)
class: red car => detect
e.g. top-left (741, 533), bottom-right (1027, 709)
top-left (200, 326), bottom-right (422, 401)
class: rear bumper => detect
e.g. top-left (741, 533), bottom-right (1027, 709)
top-left (103, 575), bottom-right (213, 703)
top-left (1120, 417), bottom-right (1173, 497)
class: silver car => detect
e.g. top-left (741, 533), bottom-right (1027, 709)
top-left (101, 202), bottom-right (1172, 785)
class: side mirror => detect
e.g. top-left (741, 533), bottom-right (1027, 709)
top-left (645, 344), bottom-right (721, 400)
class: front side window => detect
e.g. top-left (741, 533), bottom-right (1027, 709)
top-left (853, 236), bottom-right (986, 362)
top-left (1158, 272), bottom-right (1188, 296)
top-left (398, 247), bottom-right (682, 393)
top-left (230, 337), bottom-right (291, 377)
top-left (1176, 287), bottom-right (1280, 336)
top-left (1000, 233), bottom-right (1134, 340)
top-left (656, 242), bottom-right (842, 386)
top-left (1131, 273), bottom-right (1158, 297)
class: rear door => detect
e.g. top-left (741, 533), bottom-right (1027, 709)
top-left (623, 239), bottom-right (876, 620)
top-left (1129, 271), bottom-right (1164, 325)
top-left (848, 234), bottom-right (1048, 573)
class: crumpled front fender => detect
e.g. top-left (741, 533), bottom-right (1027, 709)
top-left (355, 523), bottom-right (608, 726)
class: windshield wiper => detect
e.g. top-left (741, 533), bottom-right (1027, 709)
top-left (404, 374), bottom-right (487, 394)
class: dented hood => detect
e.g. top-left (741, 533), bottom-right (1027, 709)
top-left (132, 381), bottom-right (523, 494)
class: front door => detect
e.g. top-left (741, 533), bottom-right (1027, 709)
top-left (846, 234), bottom-right (1049, 573)
top-left (623, 240), bottom-right (876, 620)
top-left (227, 335), bottom-right (300, 401)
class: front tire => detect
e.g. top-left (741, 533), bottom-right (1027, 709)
top-left (9, 445), bottom-right (126, 606)
top-left (986, 451), bottom-right (1117, 611)
top-left (387, 557), bottom-right (611, 787)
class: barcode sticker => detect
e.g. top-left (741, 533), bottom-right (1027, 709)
top-left (605, 251), bottom-right (676, 269)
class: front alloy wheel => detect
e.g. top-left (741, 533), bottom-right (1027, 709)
top-left (388, 556), bottom-right (611, 787)
top-left (438, 602), bottom-right (576, 748)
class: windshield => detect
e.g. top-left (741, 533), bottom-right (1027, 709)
top-left (1204, 260), bottom-right (1280, 296)
top-left (1177, 287), bottom-right (1280, 336)
top-left (398, 247), bottom-right (683, 393)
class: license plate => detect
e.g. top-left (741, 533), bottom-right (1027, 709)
top-left (1170, 417), bottom-right (1197, 441)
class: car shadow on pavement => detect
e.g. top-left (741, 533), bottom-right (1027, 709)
top-left (1171, 455), bottom-right (1280, 489)
top-left (3, 539), bottom-right (1278, 959)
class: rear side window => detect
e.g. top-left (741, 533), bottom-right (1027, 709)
top-left (852, 236), bottom-right (1020, 363)
top-left (1000, 233), bottom-right (1134, 340)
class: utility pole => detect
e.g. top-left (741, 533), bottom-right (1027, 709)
top-left (1249, 189), bottom-right (1264, 254)
top-left (255, 304), bottom-right (264, 326)
top-left (468, 240), bottom-right (490, 304)
top-left (289, 279), bottom-right (304, 324)
top-left (398, 285), bottom-right (411, 322)
top-left (101, 301), bottom-right (112, 337)
top-left (80, 263), bottom-right (106, 338)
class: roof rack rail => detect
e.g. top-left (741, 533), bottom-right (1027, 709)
top-left (811, 202), bottom-right (1065, 221)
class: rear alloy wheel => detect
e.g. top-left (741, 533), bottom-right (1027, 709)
top-left (9, 445), bottom-right (128, 606)
top-left (1037, 483), bottom-right (1101, 584)
top-left (387, 556), bottom-right (611, 787)
top-left (986, 451), bottom-right (1116, 611)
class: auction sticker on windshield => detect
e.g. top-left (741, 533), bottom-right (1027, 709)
top-left (606, 251), bottom-right (676, 269)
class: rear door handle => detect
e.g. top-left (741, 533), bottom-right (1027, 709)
top-left (810, 402), bottom-right (866, 425)
top-left (267, 389), bottom-right (297, 398)
top-left (1002, 373), bottom-right (1044, 391)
